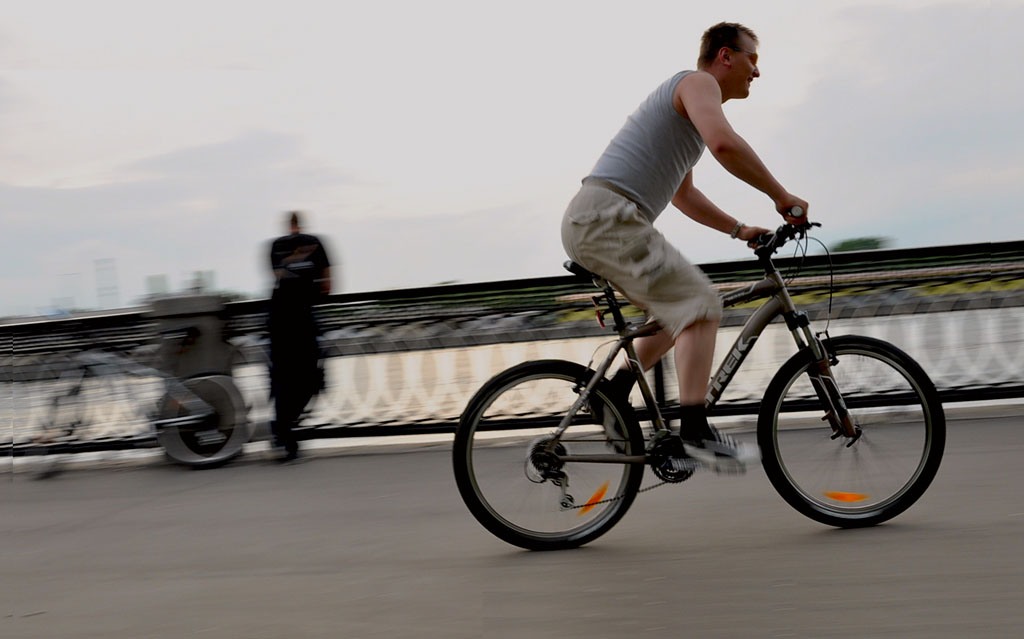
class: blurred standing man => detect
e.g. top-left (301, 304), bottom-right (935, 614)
top-left (268, 211), bottom-right (332, 462)
top-left (561, 22), bottom-right (808, 472)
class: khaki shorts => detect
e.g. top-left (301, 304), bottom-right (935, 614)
top-left (561, 182), bottom-right (722, 339)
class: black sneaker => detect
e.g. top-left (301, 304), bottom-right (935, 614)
top-left (680, 426), bottom-right (759, 474)
top-left (276, 449), bottom-right (301, 464)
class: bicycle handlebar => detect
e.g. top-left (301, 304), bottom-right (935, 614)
top-left (752, 218), bottom-right (820, 259)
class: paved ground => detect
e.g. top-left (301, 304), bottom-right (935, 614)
top-left (4, 415), bottom-right (1024, 638)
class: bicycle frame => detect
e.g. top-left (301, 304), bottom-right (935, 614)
top-left (706, 262), bottom-right (808, 411)
top-left (48, 348), bottom-right (216, 430)
top-left (555, 241), bottom-right (859, 459)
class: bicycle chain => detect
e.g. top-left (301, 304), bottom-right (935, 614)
top-left (562, 478), bottom-right (671, 510)
top-left (555, 433), bottom-right (694, 510)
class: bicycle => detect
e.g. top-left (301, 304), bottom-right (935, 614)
top-left (452, 220), bottom-right (946, 550)
top-left (33, 327), bottom-right (250, 478)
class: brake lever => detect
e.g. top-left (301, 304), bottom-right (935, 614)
top-left (794, 221), bottom-right (821, 240)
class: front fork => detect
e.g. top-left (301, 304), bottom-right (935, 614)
top-left (804, 332), bottom-right (861, 445)
top-left (778, 296), bottom-right (860, 446)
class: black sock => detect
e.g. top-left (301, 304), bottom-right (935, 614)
top-left (677, 404), bottom-right (713, 441)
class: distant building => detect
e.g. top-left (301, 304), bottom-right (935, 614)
top-left (188, 270), bottom-right (216, 292)
top-left (95, 258), bottom-right (120, 309)
top-left (147, 274), bottom-right (170, 297)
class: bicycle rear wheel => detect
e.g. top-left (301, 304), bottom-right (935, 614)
top-left (453, 360), bottom-right (644, 550)
top-left (759, 335), bottom-right (945, 527)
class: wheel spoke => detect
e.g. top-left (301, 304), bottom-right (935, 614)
top-left (759, 337), bottom-right (945, 527)
top-left (453, 360), bottom-right (643, 550)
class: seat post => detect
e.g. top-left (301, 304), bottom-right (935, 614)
top-left (601, 284), bottom-right (630, 333)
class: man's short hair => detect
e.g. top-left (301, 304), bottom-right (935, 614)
top-left (288, 210), bottom-right (302, 229)
top-left (698, 22), bottom-right (758, 69)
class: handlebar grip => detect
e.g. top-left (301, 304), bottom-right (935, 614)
top-left (788, 206), bottom-right (805, 218)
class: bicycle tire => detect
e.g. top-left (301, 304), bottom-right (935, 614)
top-left (758, 335), bottom-right (945, 528)
top-left (453, 360), bottom-right (645, 550)
top-left (156, 374), bottom-right (249, 469)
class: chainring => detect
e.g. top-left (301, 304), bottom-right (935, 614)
top-left (648, 433), bottom-right (695, 483)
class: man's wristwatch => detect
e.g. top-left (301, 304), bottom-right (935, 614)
top-left (730, 222), bottom-right (745, 239)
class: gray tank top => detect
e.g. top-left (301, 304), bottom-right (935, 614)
top-left (587, 70), bottom-right (705, 221)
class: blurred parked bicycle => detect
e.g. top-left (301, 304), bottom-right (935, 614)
top-left (33, 327), bottom-right (250, 478)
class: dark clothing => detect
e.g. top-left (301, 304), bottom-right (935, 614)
top-left (268, 232), bottom-right (331, 456)
top-left (270, 232), bottom-right (331, 309)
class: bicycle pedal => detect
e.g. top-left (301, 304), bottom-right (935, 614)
top-left (682, 443), bottom-right (755, 475)
top-left (662, 456), bottom-right (700, 473)
top-left (711, 460), bottom-right (748, 475)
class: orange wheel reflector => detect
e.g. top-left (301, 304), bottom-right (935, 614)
top-left (824, 491), bottom-right (869, 502)
top-left (578, 481), bottom-right (610, 515)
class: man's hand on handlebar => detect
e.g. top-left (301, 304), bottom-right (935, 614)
top-left (775, 193), bottom-right (809, 225)
top-left (752, 217), bottom-right (822, 256)
top-left (737, 223), bottom-right (772, 249)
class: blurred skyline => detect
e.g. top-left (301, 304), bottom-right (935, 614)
top-left (1, 0), bottom-right (1022, 316)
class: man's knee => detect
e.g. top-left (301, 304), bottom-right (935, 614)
top-left (673, 315), bottom-right (719, 343)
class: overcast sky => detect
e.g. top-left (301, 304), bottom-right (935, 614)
top-left (1, 0), bottom-right (1021, 317)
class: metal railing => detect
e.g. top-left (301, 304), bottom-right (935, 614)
top-left (3, 240), bottom-right (1023, 456)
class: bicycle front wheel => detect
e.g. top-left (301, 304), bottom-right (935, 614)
top-left (453, 360), bottom-right (644, 550)
top-left (759, 335), bottom-right (945, 528)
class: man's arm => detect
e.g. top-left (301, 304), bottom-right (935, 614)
top-left (270, 240), bottom-right (285, 282)
top-left (317, 266), bottom-right (332, 296)
top-left (314, 240), bottom-right (332, 296)
top-left (672, 171), bottom-right (769, 242)
top-left (675, 72), bottom-right (807, 219)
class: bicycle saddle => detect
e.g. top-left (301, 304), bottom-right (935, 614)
top-left (564, 261), bottom-right (596, 281)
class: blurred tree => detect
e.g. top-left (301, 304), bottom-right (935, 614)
top-left (830, 237), bottom-right (892, 252)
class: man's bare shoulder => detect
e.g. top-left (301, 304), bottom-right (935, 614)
top-left (676, 71), bottom-right (721, 98)
top-left (674, 71), bottom-right (722, 117)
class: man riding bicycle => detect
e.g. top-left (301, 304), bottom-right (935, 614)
top-left (561, 22), bottom-right (809, 470)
